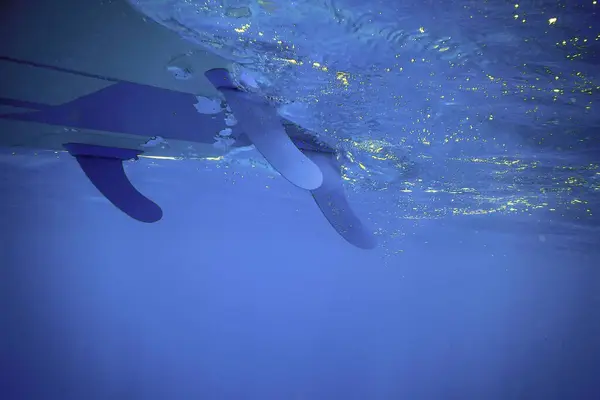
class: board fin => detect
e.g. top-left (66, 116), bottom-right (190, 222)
top-left (63, 143), bottom-right (162, 223)
top-left (205, 68), bottom-right (323, 191)
top-left (305, 151), bottom-right (377, 249)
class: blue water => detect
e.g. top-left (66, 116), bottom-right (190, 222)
top-left (2, 0), bottom-right (600, 398)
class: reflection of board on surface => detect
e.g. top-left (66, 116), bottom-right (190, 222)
top-left (0, 0), bottom-right (376, 249)
top-left (0, 61), bottom-right (230, 160)
top-left (0, 0), bottom-right (229, 159)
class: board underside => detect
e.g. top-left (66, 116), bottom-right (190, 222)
top-left (0, 0), bottom-right (234, 159)
top-left (0, 0), bottom-right (377, 248)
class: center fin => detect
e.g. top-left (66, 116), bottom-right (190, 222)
top-left (205, 68), bottom-right (323, 191)
top-left (63, 143), bottom-right (162, 223)
top-left (304, 151), bottom-right (377, 249)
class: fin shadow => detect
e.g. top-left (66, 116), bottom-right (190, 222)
top-left (63, 143), bottom-right (162, 223)
top-left (305, 151), bottom-right (377, 249)
top-left (204, 68), bottom-right (239, 90)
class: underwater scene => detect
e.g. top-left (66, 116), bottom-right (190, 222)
top-left (1, 0), bottom-right (599, 398)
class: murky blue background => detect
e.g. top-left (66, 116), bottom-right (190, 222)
top-left (2, 152), bottom-right (599, 399)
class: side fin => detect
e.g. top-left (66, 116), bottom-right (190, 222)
top-left (205, 68), bottom-right (323, 190)
top-left (304, 151), bottom-right (377, 249)
top-left (63, 143), bottom-right (162, 223)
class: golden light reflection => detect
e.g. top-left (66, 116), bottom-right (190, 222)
top-left (208, 2), bottom-right (600, 232)
top-left (234, 23), bottom-right (251, 33)
top-left (336, 71), bottom-right (350, 86)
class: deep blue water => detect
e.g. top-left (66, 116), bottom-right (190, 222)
top-left (2, 0), bottom-right (600, 399)
top-left (2, 153), bottom-right (599, 399)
